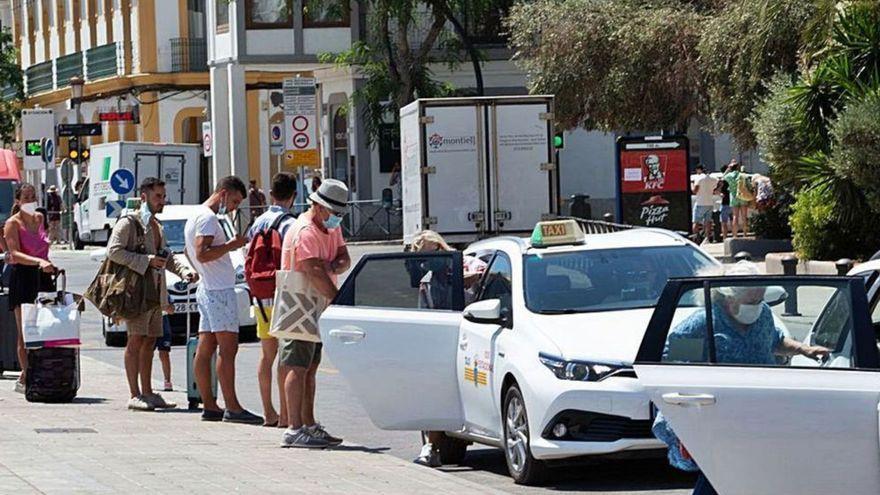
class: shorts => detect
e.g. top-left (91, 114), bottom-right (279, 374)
top-left (8, 265), bottom-right (55, 310)
top-left (720, 205), bottom-right (733, 222)
top-left (196, 286), bottom-right (240, 333)
top-left (156, 314), bottom-right (172, 351)
top-left (254, 304), bottom-right (274, 340)
top-left (126, 307), bottom-right (164, 338)
top-left (692, 205), bottom-right (713, 224)
top-left (279, 339), bottom-right (322, 368)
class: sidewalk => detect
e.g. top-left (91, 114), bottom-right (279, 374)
top-left (0, 356), bottom-right (504, 494)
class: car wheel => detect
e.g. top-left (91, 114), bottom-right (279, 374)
top-left (503, 384), bottom-right (548, 485)
top-left (72, 225), bottom-right (83, 251)
top-left (421, 431), bottom-right (469, 465)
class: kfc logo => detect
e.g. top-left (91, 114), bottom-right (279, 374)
top-left (643, 154), bottom-right (666, 190)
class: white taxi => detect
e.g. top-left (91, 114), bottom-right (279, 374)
top-left (319, 219), bottom-right (717, 484)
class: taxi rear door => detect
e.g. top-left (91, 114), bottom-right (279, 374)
top-left (635, 276), bottom-right (880, 495)
top-left (320, 252), bottom-right (466, 430)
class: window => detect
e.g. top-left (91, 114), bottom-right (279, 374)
top-left (246, 0), bottom-right (292, 29)
top-left (477, 253), bottom-right (513, 315)
top-left (302, 0), bottom-right (349, 28)
top-left (162, 220), bottom-right (187, 254)
top-left (215, 0), bottom-right (229, 33)
top-left (337, 253), bottom-right (464, 311)
top-left (661, 280), bottom-right (860, 369)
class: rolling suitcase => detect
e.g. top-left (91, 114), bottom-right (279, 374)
top-left (0, 290), bottom-right (21, 373)
top-left (185, 289), bottom-right (217, 410)
top-left (25, 347), bottom-right (79, 403)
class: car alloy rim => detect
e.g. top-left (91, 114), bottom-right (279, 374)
top-left (505, 395), bottom-right (528, 474)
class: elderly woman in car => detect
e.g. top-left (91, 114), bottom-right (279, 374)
top-left (653, 262), bottom-right (830, 495)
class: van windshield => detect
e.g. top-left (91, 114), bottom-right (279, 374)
top-left (0, 180), bottom-right (17, 225)
top-left (524, 246), bottom-right (715, 314)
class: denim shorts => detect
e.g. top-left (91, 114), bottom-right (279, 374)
top-left (692, 205), bottom-right (713, 223)
top-left (196, 286), bottom-right (240, 333)
top-left (720, 205), bottom-right (733, 222)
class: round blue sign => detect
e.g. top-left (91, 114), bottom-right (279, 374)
top-left (110, 168), bottom-right (135, 195)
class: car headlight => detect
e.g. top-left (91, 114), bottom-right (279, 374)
top-left (538, 353), bottom-right (625, 382)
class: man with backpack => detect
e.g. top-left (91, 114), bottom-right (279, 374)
top-left (245, 172), bottom-right (298, 427)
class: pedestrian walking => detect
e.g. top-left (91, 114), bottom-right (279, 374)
top-left (722, 161), bottom-right (753, 238)
top-left (107, 177), bottom-right (195, 411)
top-left (45, 186), bottom-right (63, 244)
top-left (714, 177), bottom-right (732, 239)
top-left (278, 179), bottom-right (350, 448)
top-left (3, 183), bottom-right (57, 394)
top-left (249, 180), bottom-right (267, 218)
top-left (184, 176), bottom-right (263, 424)
top-left (691, 165), bottom-right (717, 244)
top-left (245, 172), bottom-right (298, 427)
top-left (157, 305), bottom-right (174, 391)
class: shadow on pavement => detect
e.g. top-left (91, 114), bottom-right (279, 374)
top-left (71, 397), bottom-right (109, 404)
top-left (330, 445), bottom-right (391, 454)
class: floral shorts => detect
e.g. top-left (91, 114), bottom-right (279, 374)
top-left (196, 286), bottom-right (240, 333)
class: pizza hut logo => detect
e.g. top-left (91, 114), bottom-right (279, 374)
top-left (429, 133), bottom-right (444, 150)
top-left (643, 154), bottom-right (666, 190)
top-left (640, 195), bottom-right (670, 226)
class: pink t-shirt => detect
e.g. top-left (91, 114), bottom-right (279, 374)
top-left (281, 215), bottom-right (346, 284)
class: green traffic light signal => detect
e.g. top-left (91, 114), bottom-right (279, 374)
top-left (553, 133), bottom-right (564, 149)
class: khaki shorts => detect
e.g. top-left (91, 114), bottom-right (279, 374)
top-left (125, 308), bottom-right (164, 338)
top-left (279, 339), bottom-right (322, 368)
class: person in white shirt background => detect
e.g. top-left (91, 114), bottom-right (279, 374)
top-left (691, 165), bottom-right (718, 243)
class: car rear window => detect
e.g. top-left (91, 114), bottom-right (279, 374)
top-left (524, 246), bottom-right (715, 314)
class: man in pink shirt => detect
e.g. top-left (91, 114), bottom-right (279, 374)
top-left (279, 179), bottom-right (351, 449)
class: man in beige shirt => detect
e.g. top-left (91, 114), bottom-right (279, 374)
top-left (107, 177), bottom-right (196, 411)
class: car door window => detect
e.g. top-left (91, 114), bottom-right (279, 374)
top-left (336, 252), bottom-right (464, 311)
top-left (656, 279), bottom-right (868, 369)
top-left (477, 253), bottom-right (513, 315)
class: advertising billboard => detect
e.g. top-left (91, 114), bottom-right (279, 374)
top-left (617, 135), bottom-right (690, 231)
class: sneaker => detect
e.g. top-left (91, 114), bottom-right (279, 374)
top-left (281, 427), bottom-right (330, 449)
top-left (308, 423), bottom-right (343, 446)
top-left (144, 393), bottom-right (177, 410)
top-left (13, 381), bottom-right (25, 394)
top-left (223, 409), bottom-right (264, 425)
top-left (201, 408), bottom-right (225, 422)
top-left (414, 443), bottom-right (442, 467)
top-left (127, 396), bottom-right (155, 411)
top-left (163, 381), bottom-right (173, 392)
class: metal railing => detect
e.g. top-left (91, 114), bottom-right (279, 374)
top-left (570, 217), bottom-right (636, 235)
top-left (171, 38), bottom-right (208, 73)
top-left (86, 42), bottom-right (122, 80)
top-left (25, 61), bottom-right (53, 94)
top-left (55, 52), bottom-right (84, 88)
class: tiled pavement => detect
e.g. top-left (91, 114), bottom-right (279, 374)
top-left (0, 356), bottom-right (504, 494)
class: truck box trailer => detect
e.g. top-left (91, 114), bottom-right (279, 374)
top-left (400, 96), bottom-right (560, 245)
top-left (72, 141), bottom-right (202, 248)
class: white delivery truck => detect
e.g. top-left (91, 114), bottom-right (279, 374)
top-left (72, 141), bottom-right (202, 249)
top-left (400, 96), bottom-right (560, 245)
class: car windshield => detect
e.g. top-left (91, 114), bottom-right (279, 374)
top-left (524, 246), bottom-right (715, 314)
top-left (163, 219), bottom-right (187, 253)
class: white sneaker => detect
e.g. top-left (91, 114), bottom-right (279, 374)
top-left (13, 381), bottom-right (25, 394)
top-left (127, 396), bottom-right (155, 411)
top-left (414, 443), bottom-right (441, 467)
top-left (144, 393), bottom-right (177, 410)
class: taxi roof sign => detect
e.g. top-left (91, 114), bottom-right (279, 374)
top-left (530, 219), bottom-right (585, 248)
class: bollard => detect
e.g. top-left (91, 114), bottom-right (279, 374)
top-left (781, 255), bottom-right (800, 316)
top-left (603, 212), bottom-right (614, 223)
top-left (734, 251), bottom-right (752, 263)
top-left (836, 258), bottom-right (854, 276)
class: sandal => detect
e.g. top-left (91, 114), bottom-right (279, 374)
top-left (263, 420), bottom-right (279, 427)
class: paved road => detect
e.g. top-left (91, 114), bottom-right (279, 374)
top-left (49, 246), bottom-right (694, 494)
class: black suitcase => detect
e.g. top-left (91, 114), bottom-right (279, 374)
top-left (0, 291), bottom-right (20, 373)
top-left (25, 347), bottom-right (80, 403)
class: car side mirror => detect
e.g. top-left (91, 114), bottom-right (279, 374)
top-left (464, 299), bottom-right (505, 326)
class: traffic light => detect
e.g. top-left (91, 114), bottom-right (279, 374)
top-left (81, 148), bottom-right (90, 161)
top-left (67, 137), bottom-right (79, 160)
top-left (553, 131), bottom-right (565, 150)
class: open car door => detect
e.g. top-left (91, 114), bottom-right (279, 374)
top-left (319, 252), bottom-right (466, 431)
top-left (635, 276), bottom-right (880, 495)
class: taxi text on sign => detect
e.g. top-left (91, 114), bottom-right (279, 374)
top-left (283, 77), bottom-right (319, 169)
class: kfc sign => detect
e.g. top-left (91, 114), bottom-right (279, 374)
top-left (617, 136), bottom-right (690, 232)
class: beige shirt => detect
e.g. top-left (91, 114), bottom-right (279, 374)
top-left (107, 214), bottom-right (190, 308)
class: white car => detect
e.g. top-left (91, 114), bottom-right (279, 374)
top-left (319, 219), bottom-right (718, 484)
top-left (635, 272), bottom-right (880, 494)
top-left (92, 204), bottom-right (256, 347)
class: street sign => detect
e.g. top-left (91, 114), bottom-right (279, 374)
top-left (40, 137), bottom-right (54, 163)
top-left (202, 121), bottom-right (213, 157)
top-left (283, 77), bottom-right (319, 168)
top-left (60, 158), bottom-right (73, 183)
top-left (22, 109), bottom-right (55, 170)
top-left (105, 200), bottom-right (126, 218)
top-left (616, 135), bottom-right (690, 231)
top-left (110, 168), bottom-right (135, 195)
top-left (98, 106), bottom-right (139, 123)
top-left (57, 123), bottom-right (102, 137)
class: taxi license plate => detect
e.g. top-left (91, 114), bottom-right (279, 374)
top-left (173, 303), bottom-right (199, 314)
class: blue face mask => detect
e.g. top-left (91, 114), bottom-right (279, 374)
top-left (323, 213), bottom-right (343, 230)
top-left (139, 202), bottom-right (152, 225)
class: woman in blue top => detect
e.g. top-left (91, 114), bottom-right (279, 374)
top-left (653, 262), bottom-right (830, 494)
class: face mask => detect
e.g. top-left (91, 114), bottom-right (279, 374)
top-left (323, 214), bottom-right (343, 229)
top-left (140, 202), bottom-right (152, 225)
top-left (733, 303), bottom-right (763, 325)
top-left (20, 202), bottom-right (37, 216)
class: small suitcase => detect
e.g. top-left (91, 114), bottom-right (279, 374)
top-left (25, 347), bottom-right (79, 403)
top-left (185, 289), bottom-right (217, 410)
top-left (0, 291), bottom-right (21, 373)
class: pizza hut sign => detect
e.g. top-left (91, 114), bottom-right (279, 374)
top-left (640, 195), bottom-right (670, 226)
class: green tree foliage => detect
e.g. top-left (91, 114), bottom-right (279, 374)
top-left (0, 28), bottom-right (23, 144)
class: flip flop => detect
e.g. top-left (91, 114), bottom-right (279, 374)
top-left (263, 420), bottom-right (279, 427)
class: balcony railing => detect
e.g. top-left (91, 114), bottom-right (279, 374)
top-left (171, 38), bottom-right (207, 73)
top-left (55, 52), bottom-right (84, 88)
top-left (0, 84), bottom-right (20, 100)
top-left (86, 42), bottom-right (123, 80)
top-left (25, 61), bottom-right (54, 94)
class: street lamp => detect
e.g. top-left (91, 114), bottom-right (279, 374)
top-left (67, 76), bottom-right (84, 250)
